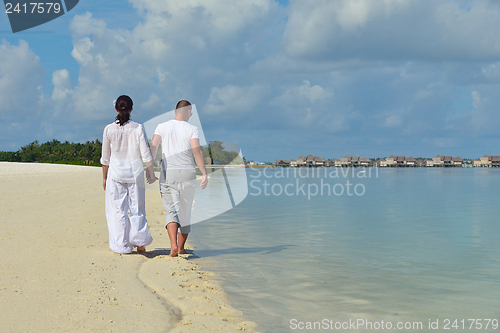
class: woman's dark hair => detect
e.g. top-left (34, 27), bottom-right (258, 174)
top-left (115, 95), bottom-right (133, 126)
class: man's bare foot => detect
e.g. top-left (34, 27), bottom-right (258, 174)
top-left (137, 246), bottom-right (146, 253)
top-left (169, 247), bottom-right (178, 257)
top-left (178, 249), bottom-right (188, 255)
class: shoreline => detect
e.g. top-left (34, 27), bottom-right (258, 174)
top-left (0, 162), bottom-right (258, 332)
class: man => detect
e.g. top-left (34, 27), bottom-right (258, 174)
top-left (149, 100), bottom-right (208, 257)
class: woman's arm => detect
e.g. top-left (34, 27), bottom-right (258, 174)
top-left (100, 127), bottom-right (111, 190)
top-left (145, 161), bottom-right (157, 184)
top-left (102, 165), bottom-right (109, 190)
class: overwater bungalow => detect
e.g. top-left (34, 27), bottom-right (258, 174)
top-left (277, 154), bottom-right (488, 168)
top-left (379, 156), bottom-right (396, 167)
top-left (379, 156), bottom-right (421, 167)
top-left (395, 156), bottom-right (405, 167)
top-left (296, 156), bottom-right (307, 167)
top-left (338, 157), bottom-right (350, 167)
top-left (350, 156), bottom-right (360, 167)
top-left (442, 156), bottom-right (453, 167)
top-left (431, 156), bottom-right (444, 167)
top-left (424, 155), bottom-right (464, 167)
top-left (480, 155), bottom-right (490, 167)
top-left (405, 156), bottom-right (416, 167)
top-left (415, 158), bottom-right (426, 167)
top-left (473, 155), bottom-right (500, 167)
top-left (305, 155), bottom-right (315, 167)
top-left (491, 156), bottom-right (500, 167)
top-left (274, 159), bottom-right (290, 167)
top-left (313, 156), bottom-right (326, 167)
top-left (452, 156), bottom-right (463, 167)
top-left (359, 157), bottom-right (371, 167)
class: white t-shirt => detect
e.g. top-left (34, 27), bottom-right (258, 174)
top-left (154, 120), bottom-right (199, 171)
top-left (100, 121), bottom-right (153, 183)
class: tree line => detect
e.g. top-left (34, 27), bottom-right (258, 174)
top-left (0, 140), bottom-right (243, 166)
top-left (202, 141), bottom-right (244, 165)
top-left (0, 139), bottom-right (102, 166)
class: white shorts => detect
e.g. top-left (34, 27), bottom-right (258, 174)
top-left (160, 169), bottom-right (196, 234)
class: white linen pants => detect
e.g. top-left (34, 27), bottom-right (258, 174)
top-left (105, 177), bottom-right (153, 254)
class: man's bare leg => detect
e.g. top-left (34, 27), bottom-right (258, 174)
top-left (178, 233), bottom-right (189, 254)
top-left (166, 222), bottom-right (179, 257)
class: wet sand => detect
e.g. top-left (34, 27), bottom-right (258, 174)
top-left (0, 162), bottom-right (258, 332)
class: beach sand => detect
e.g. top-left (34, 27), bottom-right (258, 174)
top-left (0, 162), bottom-right (258, 332)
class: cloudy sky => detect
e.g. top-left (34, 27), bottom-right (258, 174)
top-left (1, 0), bottom-right (500, 161)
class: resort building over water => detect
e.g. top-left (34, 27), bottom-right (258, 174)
top-left (271, 154), bottom-right (499, 168)
top-left (472, 155), bottom-right (500, 167)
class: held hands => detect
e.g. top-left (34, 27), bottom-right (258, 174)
top-left (146, 169), bottom-right (158, 184)
top-left (200, 174), bottom-right (208, 189)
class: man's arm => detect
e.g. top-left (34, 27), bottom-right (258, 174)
top-left (150, 134), bottom-right (161, 165)
top-left (190, 138), bottom-right (208, 189)
top-left (147, 134), bottom-right (161, 181)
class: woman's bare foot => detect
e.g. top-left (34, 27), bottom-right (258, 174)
top-left (178, 249), bottom-right (188, 255)
top-left (169, 247), bottom-right (178, 257)
top-left (137, 246), bottom-right (146, 253)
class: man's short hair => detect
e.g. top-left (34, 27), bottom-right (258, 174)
top-left (176, 100), bottom-right (191, 111)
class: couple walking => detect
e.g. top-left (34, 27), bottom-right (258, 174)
top-left (100, 95), bottom-right (208, 257)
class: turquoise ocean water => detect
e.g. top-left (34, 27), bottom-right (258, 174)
top-left (189, 168), bottom-right (500, 332)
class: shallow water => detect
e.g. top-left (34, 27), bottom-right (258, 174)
top-left (190, 168), bottom-right (500, 332)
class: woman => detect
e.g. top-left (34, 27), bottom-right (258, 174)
top-left (100, 95), bottom-right (157, 254)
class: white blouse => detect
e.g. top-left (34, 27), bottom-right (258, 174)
top-left (101, 121), bottom-right (153, 183)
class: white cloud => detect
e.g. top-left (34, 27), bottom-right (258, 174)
top-left (282, 0), bottom-right (500, 63)
top-left (205, 85), bottom-right (268, 115)
top-left (471, 90), bottom-right (481, 110)
top-left (0, 40), bottom-right (45, 119)
top-left (269, 80), bottom-right (348, 130)
top-left (129, 0), bottom-right (275, 45)
top-left (413, 89), bottom-right (433, 101)
top-left (385, 114), bottom-right (402, 127)
top-left (422, 137), bottom-right (460, 149)
top-left (71, 37), bottom-right (94, 66)
top-left (463, 89), bottom-right (500, 135)
top-left (270, 80), bottom-right (332, 107)
top-left (140, 93), bottom-right (162, 113)
top-left (480, 62), bottom-right (500, 82)
top-left (58, 1), bottom-right (281, 124)
top-left (52, 69), bottom-right (73, 101)
top-left (70, 11), bottom-right (107, 37)
top-left (5, 0), bottom-right (500, 159)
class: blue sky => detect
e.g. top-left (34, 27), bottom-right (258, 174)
top-left (1, 0), bottom-right (500, 161)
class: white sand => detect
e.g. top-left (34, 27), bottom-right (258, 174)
top-left (0, 162), bottom-right (258, 332)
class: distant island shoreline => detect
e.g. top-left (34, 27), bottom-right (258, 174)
top-left (2, 140), bottom-right (499, 169)
top-left (254, 154), bottom-right (500, 168)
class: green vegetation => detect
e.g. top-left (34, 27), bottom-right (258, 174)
top-left (202, 141), bottom-right (243, 165)
top-left (0, 139), bottom-right (102, 166)
top-left (0, 139), bottom-right (244, 167)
